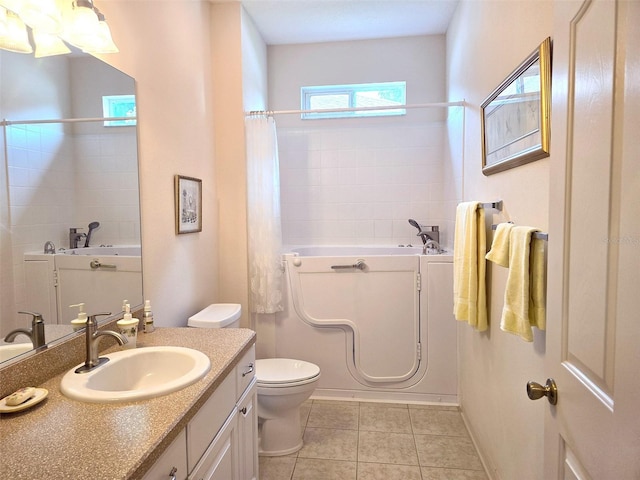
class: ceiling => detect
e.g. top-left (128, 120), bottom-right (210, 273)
top-left (237, 0), bottom-right (459, 45)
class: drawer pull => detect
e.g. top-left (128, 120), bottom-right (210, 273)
top-left (242, 363), bottom-right (254, 377)
top-left (168, 466), bottom-right (177, 479)
top-left (240, 407), bottom-right (247, 415)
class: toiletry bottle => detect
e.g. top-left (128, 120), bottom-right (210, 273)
top-left (143, 299), bottom-right (155, 333)
top-left (117, 303), bottom-right (138, 348)
top-left (69, 303), bottom-right (88, 331)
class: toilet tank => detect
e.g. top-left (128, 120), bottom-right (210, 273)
top-left (188, 304), bottom-right (241, 328)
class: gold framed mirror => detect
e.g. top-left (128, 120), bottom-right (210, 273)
top-left (481, 37), bottom-right (552, 175)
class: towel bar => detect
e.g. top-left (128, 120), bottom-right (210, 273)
top-left (491, 224), bottom-right (548, 241)
top-left (480, 201), bottom-right (503, 211)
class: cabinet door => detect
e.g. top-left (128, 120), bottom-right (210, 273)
top-left (142, 429), bottom-right (187, 480)
top-left (189, 410), bottom-right (238, 480)
top-left (237, 380), bottom-right (258, 480)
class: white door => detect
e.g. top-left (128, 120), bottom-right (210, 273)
top-left (544, 0), bottom-right (640, 478)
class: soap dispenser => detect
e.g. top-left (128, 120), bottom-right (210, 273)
top-left (70, 303), bottom-right (88, 331)
top-left (117, 303), bottom-right (139, 349)
top-left (142, 299), bottom-right (154, 333)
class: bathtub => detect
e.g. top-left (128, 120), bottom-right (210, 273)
top-left (273, 246), bottom-right (457, 404)
top-left (23, 246), bottom-right (142, 326)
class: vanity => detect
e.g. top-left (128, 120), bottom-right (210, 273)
top-left (0, 325), bottom-right (257, 480)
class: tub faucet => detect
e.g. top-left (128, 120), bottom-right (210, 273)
top-left (408, 219), bottom-right (440, 245)
top-left (423, 239), bottom-right (442, 255)
top-left (75, 312), bottom-right (128, 373)
top-left (4, 311), bottom-right (46, 349)
top-left (69, 228), bottom-right (86, 249)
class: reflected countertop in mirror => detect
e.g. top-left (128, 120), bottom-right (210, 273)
top-left (0, 49), bottom-right (142, 364)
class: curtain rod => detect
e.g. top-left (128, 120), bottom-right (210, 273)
top-left (245, 100), bottom-right (466, 117)
top-left (1, 116), bottom-right (137, 126)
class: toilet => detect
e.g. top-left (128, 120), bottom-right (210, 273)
top-left (188, 304), bottom-right (321, 456)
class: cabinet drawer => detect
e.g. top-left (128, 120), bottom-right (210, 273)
top-left (142, 429), bottom-right (187, 480)
top-left (236, 345), bottom-right (255, 398)
top-left (187, 372), bottom-right (236, 472)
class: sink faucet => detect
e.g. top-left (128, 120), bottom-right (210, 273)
top-left (4, 311), bottom-right (46, 349)
top-left (75, 313), bottom-right (128, 373)
top-left (69, 228), bottom-right (86, 249)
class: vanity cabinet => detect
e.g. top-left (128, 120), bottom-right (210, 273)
top-left (143, 345), bottom-right (257, 480)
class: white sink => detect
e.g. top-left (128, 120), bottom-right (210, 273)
top-left (0, 343), bottom-right (32, 362)
top-left (60, 346), bottom-right (211, 403)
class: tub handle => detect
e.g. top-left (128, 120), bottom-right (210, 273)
top-left (331, 260), bottom-right (366, 271)
top-left (90, 259), bottom-right (116, 269)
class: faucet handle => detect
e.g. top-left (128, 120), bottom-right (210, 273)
top-left (18, 311), bottom-right (44, 324)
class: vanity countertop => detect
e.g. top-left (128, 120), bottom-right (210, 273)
top-left (0, 327), bottom-right (256, 480)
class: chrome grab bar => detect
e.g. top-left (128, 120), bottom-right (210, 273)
top-left (331, 260), bottom-right (366, 271)
top-left (90, 259), bottom-right (116, 269)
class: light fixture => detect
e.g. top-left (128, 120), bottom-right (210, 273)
top-left (0, 0), bottom-right (118, 56)
top-left (33, 29), bottom-right (71, 57)
top-left (0, 9), bottom-right (33, 54)
top-left (61, 0), bottom-right (100, 50)
top-left (88, 8), bottom-right (118, 54)
top-left (18, 0), bottom-right (62, 34)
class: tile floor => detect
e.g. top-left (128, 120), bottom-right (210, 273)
top-left (259, 399), bottom-right (488, 480)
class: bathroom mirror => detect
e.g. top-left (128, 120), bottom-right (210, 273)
top-left (0, 50), bottom-right (142, 365)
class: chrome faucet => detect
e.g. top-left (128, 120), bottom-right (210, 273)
top-left (69, 228), bottom-right (86, 249)
top-left (408, 219), bottom-right (440, 245)
top-left (75, 312), bottom-right (128, 373)
top-left (4, 311), bottom-right (46, 349)
top-left (423, 239), bottom-right (442, 255)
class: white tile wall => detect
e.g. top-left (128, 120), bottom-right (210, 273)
top-left (5, 123), bottom-right (139, 316)
top-left (278, 118), bottom-right (460, 248)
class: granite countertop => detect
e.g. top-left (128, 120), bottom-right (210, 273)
top-left (0, 327), bottom-right (256, 480)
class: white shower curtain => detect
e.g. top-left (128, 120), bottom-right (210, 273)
top-left (245, 114), bottom-right (283, 314)
top-left (1, 125), bottom-right (17, 333)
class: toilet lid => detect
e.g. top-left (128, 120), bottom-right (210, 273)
top-left (256, 358), bottom-right (320, 385)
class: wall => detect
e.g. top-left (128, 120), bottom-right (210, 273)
top-left (99, 1), bottom-right (218, 326)
top-left (269, 36), bottom-right (461, 248)
top-left (446, 1), bottom-right (552, 479)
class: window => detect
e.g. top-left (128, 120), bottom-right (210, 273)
top-left (301, 81), bottom-right (406, 119)
top-left (102, 95), bottom-right (137, 127)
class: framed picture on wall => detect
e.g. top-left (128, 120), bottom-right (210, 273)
top-left (481, 37), bottom-right (552, 175)
top-left (175, 175), bottom-right (202, 234)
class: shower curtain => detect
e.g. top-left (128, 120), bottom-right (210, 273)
top-left (1, 125), bottom-right (17, 334)
top-left (245, 114), bottom-right (283, 314)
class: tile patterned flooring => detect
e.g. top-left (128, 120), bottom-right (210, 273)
top-left (259, 399), bottom-right (488, 480)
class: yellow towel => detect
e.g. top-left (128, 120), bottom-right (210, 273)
top-left (453, 202), bottom-right (487, 331)
top-left (485, 222), bottom-right (514, 267)
top-left (500, 227), bottom-right (546, 341)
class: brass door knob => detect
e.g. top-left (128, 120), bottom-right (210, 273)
top-left (527, 378), bottom-right (558, 405)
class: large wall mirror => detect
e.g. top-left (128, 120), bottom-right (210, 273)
top-left (0, 49), bottom-right (142, 365)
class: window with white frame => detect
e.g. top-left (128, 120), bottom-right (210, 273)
top-left (102, 95), bottom-right (137, 127)
top-left (300, 81), bottom-right (406, 119)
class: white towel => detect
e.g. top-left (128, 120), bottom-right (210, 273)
top-left (453, 201), bottom-right (487, 331)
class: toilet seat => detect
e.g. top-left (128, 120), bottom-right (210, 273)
top-left (256, 358), bottom-right (320, 387)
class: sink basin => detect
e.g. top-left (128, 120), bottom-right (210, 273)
top-left (0, 343), bottom-right (32, 362)
top-left (60, 346), bottom-right (211, 403)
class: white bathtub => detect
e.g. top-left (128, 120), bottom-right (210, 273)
top-left (23, 246), bottom-right (142, 326)
top-left (291, 245), bottom-right (448, 256)
top-left (273, 247), bottom-right (458, 404)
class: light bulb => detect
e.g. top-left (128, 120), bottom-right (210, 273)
top-left (0, 9), bottom-right (33, 54)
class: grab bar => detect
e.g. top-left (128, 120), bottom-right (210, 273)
top-left (331, 260), bottom-right (366, 271)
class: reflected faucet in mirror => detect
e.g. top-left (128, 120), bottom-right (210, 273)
top-left (4, 312), bottom-right (46, 349)
top-left (69, 221), bottom-right (101, 249)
